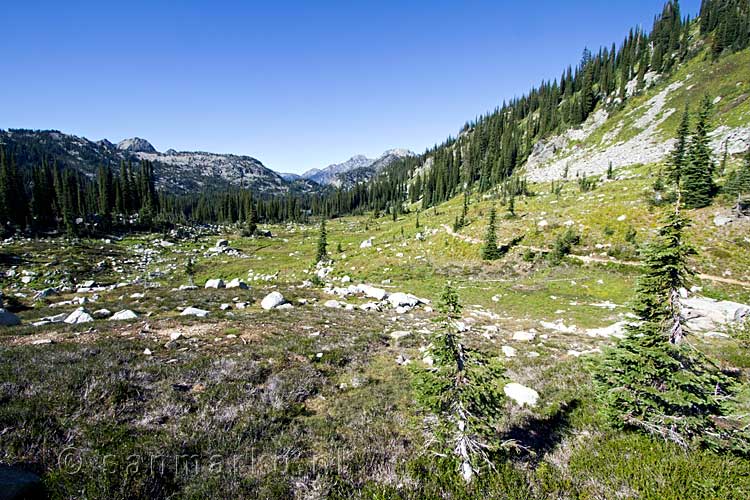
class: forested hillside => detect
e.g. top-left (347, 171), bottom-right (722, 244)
top-left (1, 0), bottom-right (748, 235)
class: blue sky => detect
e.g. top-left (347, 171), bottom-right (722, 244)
top-left (2, 0), bottom-right (700, 174)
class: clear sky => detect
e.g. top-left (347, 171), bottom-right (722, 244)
top-left (2, 0), bottom-right (700, 174)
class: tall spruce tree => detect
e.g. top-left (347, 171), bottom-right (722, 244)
top-left (725, 146), bottom-right (750, 198)
top-left (316, 218), bottom-right (328, 263)
top-left (411, 282), bottom-right (506, 482)
top-left (481, 206), bottom-right (500, 260)
top-left (682, 96), bottom-right (717, 208)
top-left (668, 104), bottom-right (691, 188)
top-left (595, 202), bottom-right (748, 453)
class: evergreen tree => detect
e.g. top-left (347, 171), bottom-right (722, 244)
top-left (725, 147), bottom-right (750, 198)
top-left (316, 218), bottom-right (328, 263)
top-left (481, 206), bottom-right (500, 260)
top-left (668, 104), bottom-right (691, 188)
top-left (411, 282), bottom-right (506, 482)
top-left (595, 204), bottom-right (748, 452)
top-left (682, 96), bottom-right (716, 208)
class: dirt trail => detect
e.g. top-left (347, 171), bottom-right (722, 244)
top-left (440, 224), bottom-right (750, 288)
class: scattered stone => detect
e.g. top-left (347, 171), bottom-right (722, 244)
top-left (64, 307), bottom-right (94, 324)
top-left (170, 332), bottom-right (183, 341)
top-left (540, 320), bottom-right (577, 334)
top-left (358, 284), bottom-right (388, 301)
top-left (205, 278), bottom-right (225, 289)
top-left (110, 309), bottom-right (138, 321)
top-left (93, 309), bottom-right (112, 319)
top-left (360, 302), bottom-right (381, 312)
top-left (261, 292), bottom-right (286, 310)
top-left (503, 383), bottom-right (539, 407)
top-left (682, 296), bottom-right (750, 332)
top-left (179, 285), bottom-right (198, 290)
top-left (512, 330), bottom-right (537, 342)
top-left (216, 239), bottom-right (229, 247)
top-left (143, 348), bottom-right (152, 355)
top-left (277, 303), bottom-right (293, 310)
top-left (33, 288), bottom-right (58, 300)
top-left (32, 339), bottom-right (53, 345)
top-left (388, 292), bottom-right (421, 309)
top-left (324, 299), bottom-right (342, 308)
top-left (502, 345), bottom-right (517, 357)
top-left (226, 278), bottom-right (249, 289)
top-left (220, 303), bottom-right (232, 311)
top-left (180, 307), bottom-right (209, 318)
top-left (585, 321), bottom-right (629, 339)
top-left (360, 238), bottom-right (374, 249)
top-left (396, 353), bottom-right (411, 365)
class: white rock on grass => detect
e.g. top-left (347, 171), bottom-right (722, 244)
top-left (503, 383), bottom-right (539, 407)
top-left (261, 292), bottom-right (286, 310)
top-left (205, 279), bottom-right (225, 289)
top-left (110, 310), bottom-right (138, 321)
top-left (502, 345), bottom-right (518, 357)
top-left (585, 321), bottom-right (629, 339)
top-left (324, 299), bottom-right (342, 308)
top-left (0, 308), bottom-right (21, 326)
top-left (220, 303), bottom-right (232, 311)
top-left (388, 292), bottom-right (421, 309)
top-left (540, 320), bottom-right (578, 334)
top-left (357, 284), bottom-right (388, 301)
top-left (360, 302), bottom-right (381, 312)
top-left (64, 307), bottom-right (94, 324)
top-left (181, 307), bottom-right (209, 318)
top-left (360, 238), bottom-right (374, 249)
top-left (682, 296), bottom-right (750, 332)
top-left (226, 278), bottom-right (249, 289)
top-left (93, 309), bottom-right (112, 319)
top-left (713, 215), bottom-right (733, 227)
top-left (512, 330), bottom-right (537, 341)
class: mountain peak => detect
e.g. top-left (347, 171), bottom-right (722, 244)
top-left (117, 137), bottom-right (157, 154)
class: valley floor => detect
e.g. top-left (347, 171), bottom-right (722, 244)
top-left (2, 167), bottom-right (750, 498)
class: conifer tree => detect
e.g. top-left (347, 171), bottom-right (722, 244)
top-left (682, 96), bottom-right (717, 208)
top-left (725, 147), bottom-right (750, 198)
top-left (668, 104), bottom-right (690, 187)
top-left (316, 218), bottom-right (328, 263)
top-left (595, 202), bottom-right (748, 452)
top-left (411, 282), bottom-right (506, 482)
top-left (481, 206), bottom-right (500, 260)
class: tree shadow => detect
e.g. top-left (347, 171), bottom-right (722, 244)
top-left (502, 399), bottom-right (580, 466)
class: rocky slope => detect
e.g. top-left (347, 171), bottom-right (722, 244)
top-left (522, 50), bottom-right (750, 182)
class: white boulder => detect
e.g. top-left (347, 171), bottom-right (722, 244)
top-left (388, 292), bottom-right (421, 309)
top-left (503, 383), bottom-right (539, 407)
top-left (181, 307), bottom-right (209, 318)
top-left (512, 330), bottom-right (537, 342)
top-left (226, 278), bottom-right (249, 289)
top-left (204, 279), bottom-right (225, 289)
top-left (110, 310), bottom-right (138, 321)
top-left (261, 292), bottom-right (286, 310)
top-left (64, 307), bottom-right (94, 324)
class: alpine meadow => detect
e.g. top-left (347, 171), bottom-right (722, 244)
top-left (3, 1), bottom-right (750, 498)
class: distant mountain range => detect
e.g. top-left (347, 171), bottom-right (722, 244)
top-left (299, 149), bottom-right (415, 187)
top-left (0, 129), bottom-right (412, 195)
